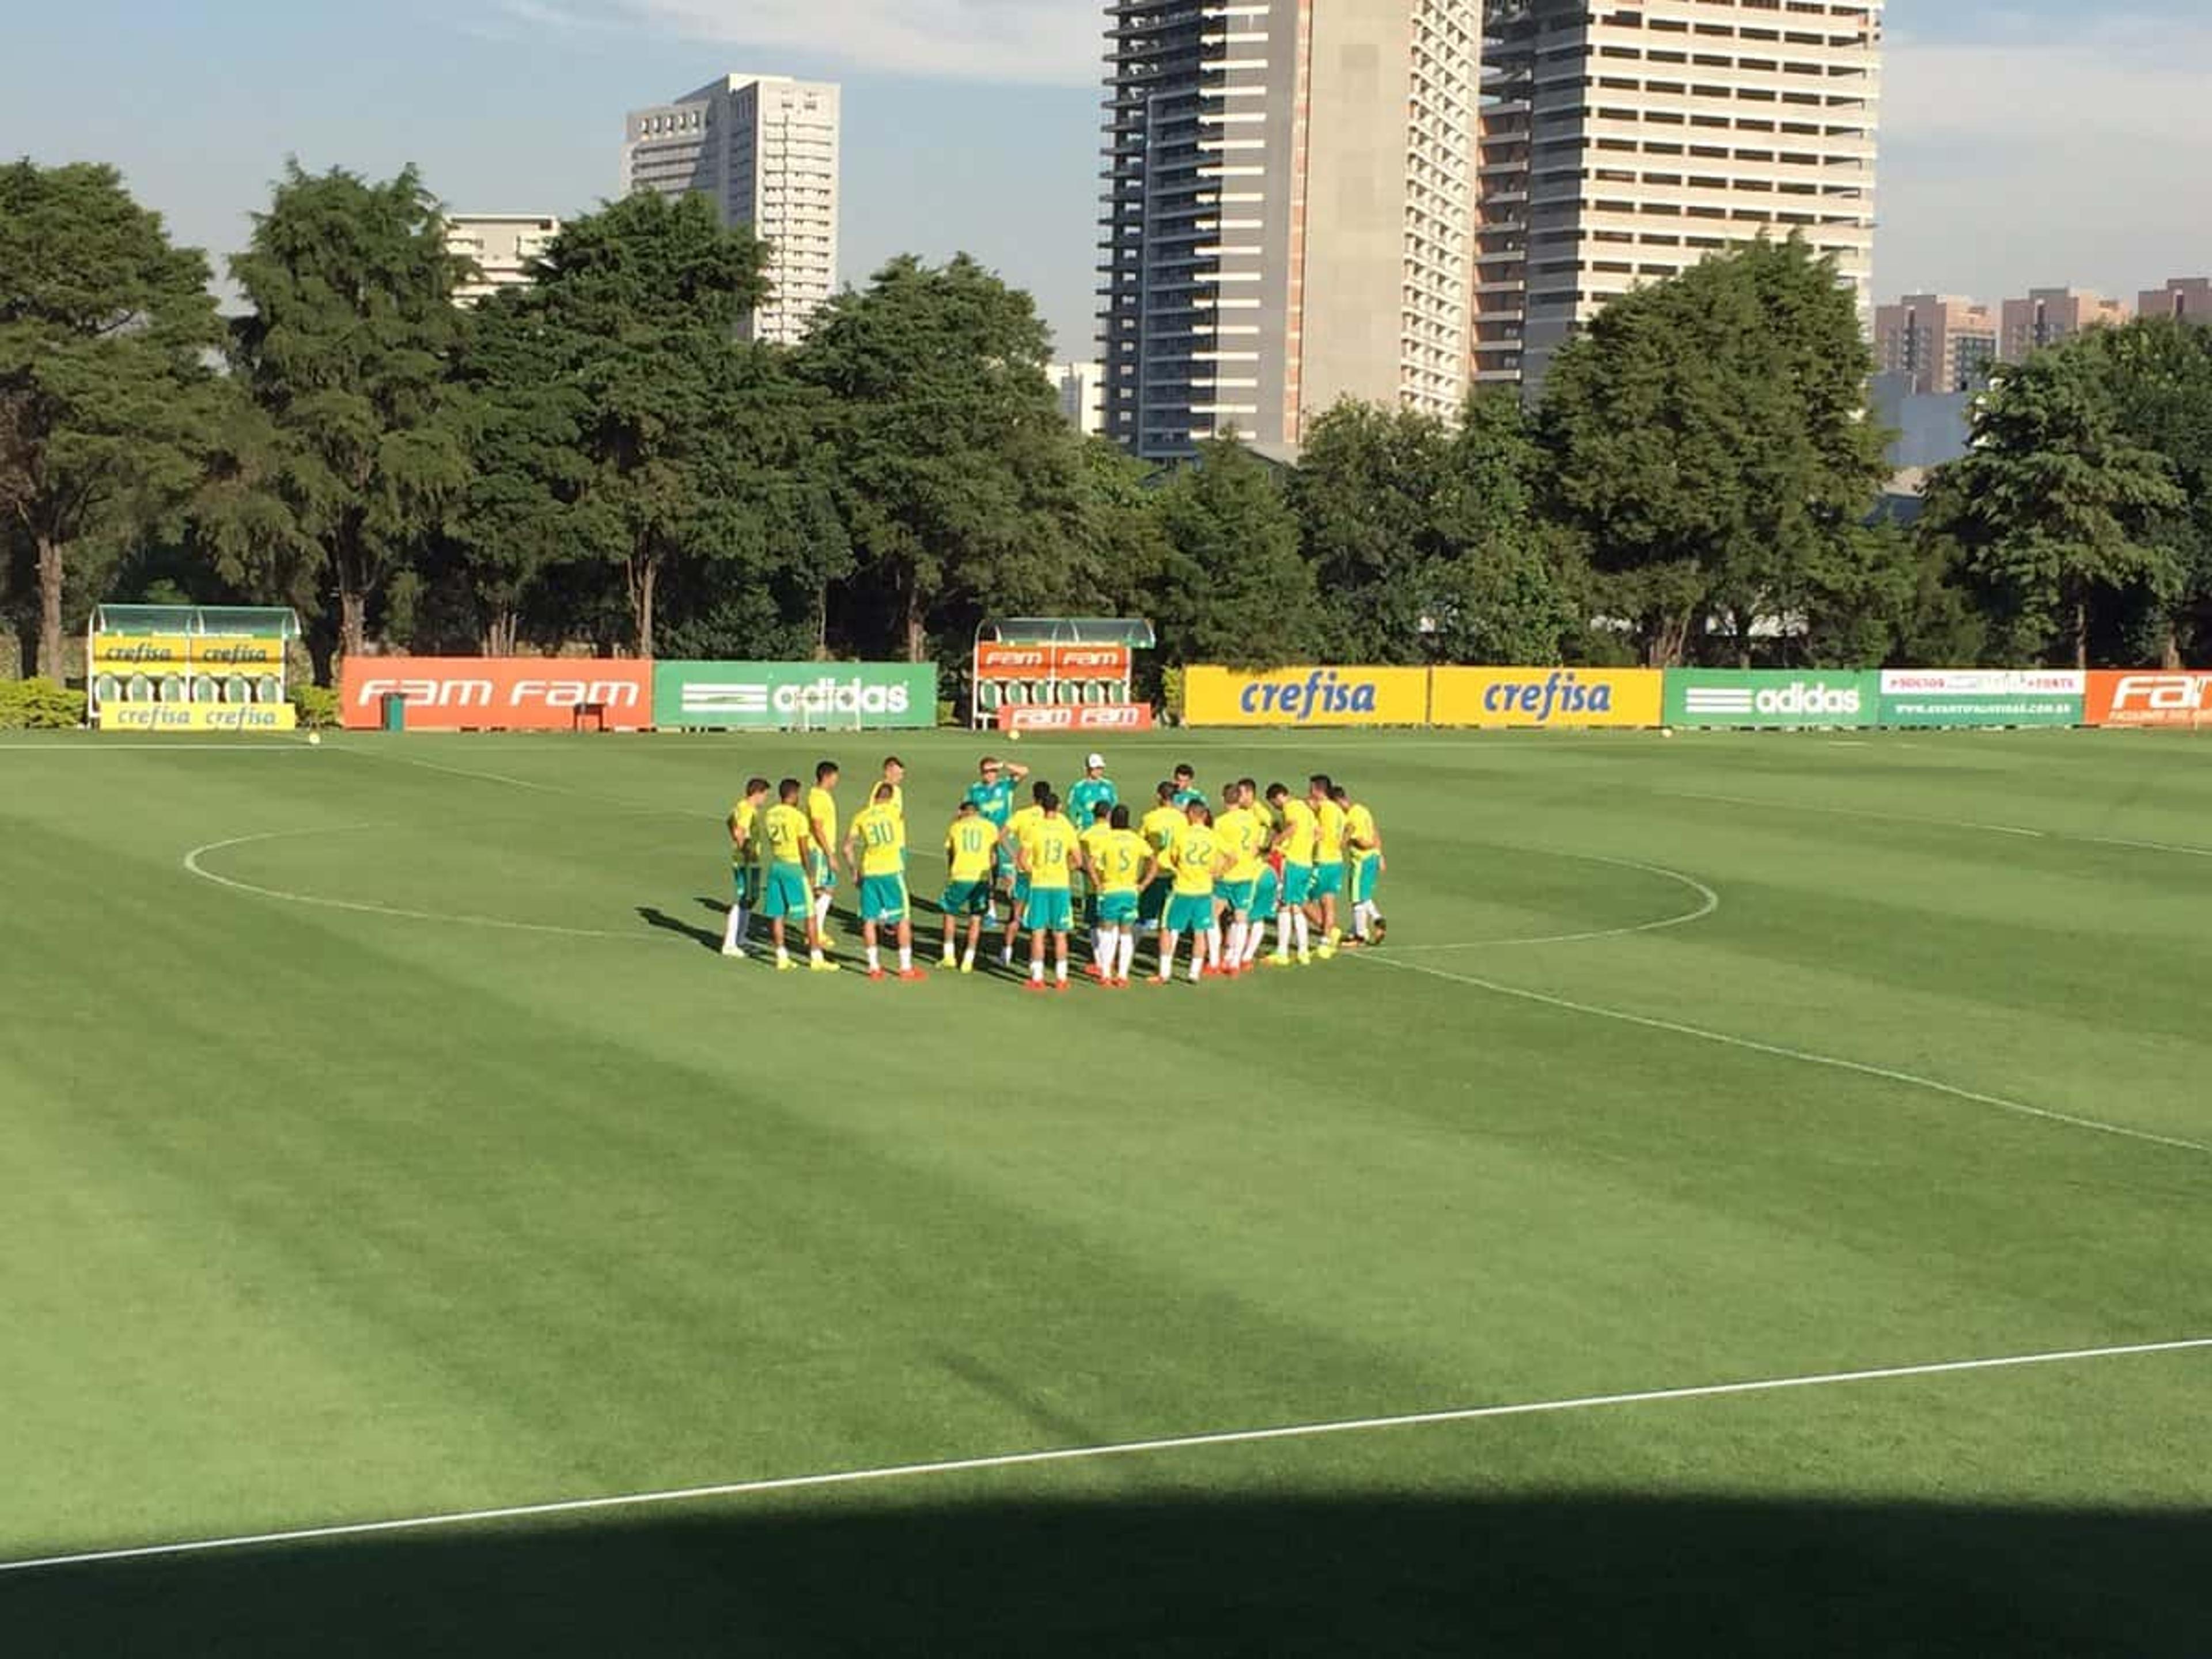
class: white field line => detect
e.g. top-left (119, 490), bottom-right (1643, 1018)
top-left (0, 744), bottom-right (307, 752)
top-left (1361, 953), bottom-right (2212, 1157)
top-left (3, 1336), bottom-right (2206, 1577)
top-left (2077, 833), bottom-right (2212, 860)
top-left (183, 828), bottom-right (654, 944)
top-left (335, 744), bottom-right (685, 815)
top-left (1388, 856), bottom-right (1719, 951)
top-left (1665, 789), bottom-right (2046, 839)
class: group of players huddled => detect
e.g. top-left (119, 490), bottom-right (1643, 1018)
top-left (721, 751), bottom-right (1386, 987)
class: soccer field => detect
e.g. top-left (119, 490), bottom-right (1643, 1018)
top-left (3, 725), bottom-right (2209, 1654)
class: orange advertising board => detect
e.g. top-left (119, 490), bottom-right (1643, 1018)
top-left (340, 657), bottom-right (652, 730)
top-left (974, 642), bottom-right (1132, 679)
top-left (2084, 671), bottom-right (2212, 728)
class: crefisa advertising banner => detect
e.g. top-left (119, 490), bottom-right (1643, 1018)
top-left (1877, 670), bottom-right (2084, 728)
top-left (653, 662), bottom-right (936, 730)
top-left (1664, 670), bottom-right (1878, 729)
top-left (1183, 666), bottom-right (1430, 728)
top-left (1429, 668), bottom-right (1661, 729)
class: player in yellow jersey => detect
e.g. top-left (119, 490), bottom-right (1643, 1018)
top-left (1078, 802), bottom-right (1119, 979)
top-left (843, 782), bottom-right (923, 982)
top-left (721, 775), bottom-right (770, 958)
top-left (1089, 805), bottom-right (1155, 987)
top-left (999, 779), bottom-right (1052, 967)
top-left (872, 755), bottom-right (906, 823)
top-left (1332, 783), bottom-right (1388, 947)
top-left (1211, 786), bottom-right (1263, 979)
top-left (939, 800), bottom-right (998, 972)
top-left (806, 760), bottom-right (841, 947)
top-left (1234, 778), bottom-right (1279, 969)
top-left (1153, 802), bottom-right (1227, 986)
top-left (1015, 792), bottom-right (1084, 990)
top-left (763, 778), bottom-right (838, 971)
top-left (1266, 782), bottom-right (1319, 964)
top-left (1306, 773), bottom-right (1348, 956)
top-left (1137, 781), bottom-right (1185, 933)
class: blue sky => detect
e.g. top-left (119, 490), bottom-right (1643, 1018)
top-left (5, 0), bottom-right (2207, 355)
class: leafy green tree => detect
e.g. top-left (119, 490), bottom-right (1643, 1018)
top-left (797, 255), bottom-right (1084, 661)
top-left (1290, 400), bottom-right (1455, 662)
top-left (1920, 341), bottom-right (2186, 668)
top-left (227, 162), bottom-right (472, 662)
top-left (0, 161), bottom-right (225, 678)
top-left (1153, 434), bottom-right (1320, 669)
top-left (2082, 319), bottom-right (2212, 664)
top-left (1539, 235), bottom-right (1891, 666)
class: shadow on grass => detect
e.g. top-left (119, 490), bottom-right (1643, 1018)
top-left (7, 1491), bottom-right (2206, 1657)
top-left (637, 905), bottom-right (723, 953)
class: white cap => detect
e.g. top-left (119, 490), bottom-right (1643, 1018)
top-left (1085, 752), bottom-right (1106, 770)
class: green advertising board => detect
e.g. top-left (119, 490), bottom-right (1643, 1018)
top-left (1664, 670), bottom-right (1878, 729)
top-left (1875, 671), bottom-right (2085, 729)
top-left (653, 661), bottom-right (937, 730)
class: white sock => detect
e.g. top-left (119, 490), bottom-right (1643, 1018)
top-left (866, 943), bottom-right (880, 971)
top-left (810, 946), bottom-right (825, 964)
top-left (1096, 926), bottom-right (1116, 974)
top-left (1056, 955), bottom-right (1069, 983)
top-left (1207, 925), bottom-right (1222, 967)
top-left (813, 891), bottom-right (832, 929)
top-left (1029, 957), bottom-right (1044, 983)
top-left (722, 906), bottom-right (745, 950)
top-left (1158, 934), bottom-right (1177, 978)
top-left (899, 944), bottom-right (911, 969)
top-left (1226, 920), bottom-right (1246, 966)
top-left (1117, 931), bottom-right (1137, 979)
top-left (1243, 921), bottom-right (1264, 965)
top-left (1293, 913), bottom-right (1310, 953)
top-left (1188, 942), bottom-right (1204, 983)
top-left (942, 935), bottom-right (956, 961)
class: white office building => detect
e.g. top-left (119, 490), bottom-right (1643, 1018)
top-left (622, 74), bottom-right (842, 344)
top-left (446, 214), bottom-right (560, 304)
top-left (1048, 361), bottom-right (1108, 437)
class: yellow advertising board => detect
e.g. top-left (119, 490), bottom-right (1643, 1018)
top-left (1183, 666), bottom-right (1430, 728)
top-left (91, 635), bottom-right (286, 672)
top-left (1429, 667), bottom-right (1662, 729)
top-left (100, 702), bottom-right (298, 733)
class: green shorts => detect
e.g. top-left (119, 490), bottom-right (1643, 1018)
top-left (1025, 886), bottom-right (1073, 933)
top-left (1281, 863), bottom-right (1314, 907)
top-left (859, 873), bottom-right (908, 925)
top-left (1218, 878), bottom-right (1257, 916)
top-left (1012, 873), bottom-right (1032, 905)
top-left (807, 851), bottom-right (836, 892)
top-left (762, 862), bottom-right (810, 920)
top-left (941, 879), bottom-right (991, 917)
top-left (1138, 875), bottom-right (1172, 924)
top-left (1096, 891), bottom-right (1139, 925)
top-left (1164, 893), bottom-right (1215, 933)
top-left (730, 865), bottom-right (759, 906)
top-left (1310, 862), bottom-right (1344, 900)
top-left (1253, 869), bottom-right (1280, 916)
top-left (1351, 854), bottom-right (1382, 905)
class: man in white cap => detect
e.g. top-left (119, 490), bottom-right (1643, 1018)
top-left (1065, 753), bottom-right (1119, 951)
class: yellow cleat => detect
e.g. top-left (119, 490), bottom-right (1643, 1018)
top-left (809, 958), bottom-right (841, 973)
top-left (776, 957), bottom-right (798, 972)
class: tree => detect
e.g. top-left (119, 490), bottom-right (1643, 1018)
top-left (0, 161), bottom-right (224, 678)
top-left (1539, 235), bottom-right (1891, 666)
top-left (797, 255), bottom-right (1085, 662)
top-left (228, 162), bottom-right (471, 663)
top-left (1153, 434), bottom-right (1320, 669)
top-left (1919, 342), bottom-right (2186, 669)
top-left (1290, 400), bottom-right (1456, 663)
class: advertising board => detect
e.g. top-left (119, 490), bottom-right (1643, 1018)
top-left (1429, 668), bottom-right (1661, 729)
top-left (1183, 666), bottom-right (1429, 728)
top-left (100, 702), bottom-right (298, 733)
top-left (973, 643), bottom-right (1132, 680)
top-left (1877, 669), bottom-right (2084, 728)
top-left (2084, 671), bottom-right (2212, 729)
top-left (340, 658), bottom-right (653, 731)
top-left (652, 661), bottom-right (936, 730)
top-left (995, 703), bottom-right (1155, 733)
top-left (1664, 671), bottom-right (1877, 729)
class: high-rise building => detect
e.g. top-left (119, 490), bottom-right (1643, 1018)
top-left (1472, 1), bottom-right (1884, 393)
top-left (622, 74), bottom-right (841, 344)
top-left (1048, 361), bottom-right (1108, 438)
top-left (1998, 288), bottom-right (2129, 361)
top-left (2139, 277), bottom-right (2212, 326)
top-left (1099, 0), bottom-right (1479, 460)
top-left (445, 214), bottom-right (561, 305)
top-left (1874, 294), bottom-right (1998, 394)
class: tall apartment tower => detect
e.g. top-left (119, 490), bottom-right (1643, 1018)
top-left (622, 74), bottom-right (840, 344)
top-left (1999, 288), bottom-right (2130, 361)
top-left (1099, 1), bottom-right (1480, 460)
top-left (1874, 294), bottom-right (1998, 394)
top-left (2140, 278), bottom-right (2212, 326)
top-left (1472, 0), bottom-right (1884, 393)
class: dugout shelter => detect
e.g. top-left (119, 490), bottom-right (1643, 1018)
top-left (87, 604), bottom-right (301, 733)
top-left (969, 618), bottom-right (1156, 731)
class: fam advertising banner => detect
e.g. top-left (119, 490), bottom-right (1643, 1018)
top-left (2084, 671), bottom-right (2212, 728)
top-left (997, 703), bottom-right (1154, 733)
top-left (973, 643), bottom-right (1131, 680)
top-left (340, 658), bottom-right (653, 730)
top-left (653, 662), bottom-right (936, 730)
top-left (1429, 668), bottom-right (1661, 729)
top-left (101, 702), bottom-right (297, 733)
top-left (1664, 670), bottom-right (1877, 729)
top-left (1878, 670), bottom-right (2084, 728)
top-left (1183, 666), bottom-right (1429, 728)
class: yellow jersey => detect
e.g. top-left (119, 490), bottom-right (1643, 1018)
top-left (945, 815), bottom-right (997, 882)
top-left (1094, 828), bottom-right (1151, 896)
top-left (1215, 805), bottom-right (1264, 882)
top-left (1005, 803), bottom-right (1044, 854)
top-left (764, 802), bottom-right (812, 866)
top-left (728, 799), bottom-right (760, 868)
top-left (849, 802), bottom-right (906, 877)
top-left (1140, 803), bottom-right (1184, 855)
top-left (1314, 798), bottom-right (1347, 861)
top-left (1080, 820), bottom-right (1116, 880)
top-left (1167, 823), bottom-right (1222, 896)
top-left (1277, 798), bottom-right (1319, 865)
top-left (1344, 801), bottom-right (1379, 856)
top-left (806, 786), bottom-right (839, 857)
top-left (874, 780), bottom-right (905, 820)
top-left (1018, 813), bottom-right (1080, 889)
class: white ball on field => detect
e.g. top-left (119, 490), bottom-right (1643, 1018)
top-left (1660, 728), bottom-right (1674, 738)
top-left (308, 731), bottom-right (321, 746)
top-left (1008, 730), bottom-right (1022, 742)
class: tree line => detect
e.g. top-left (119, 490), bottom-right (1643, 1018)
top-left (6, 157), bottom-right (2211, 687)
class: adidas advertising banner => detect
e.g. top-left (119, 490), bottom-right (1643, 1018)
top-left (652, 661), bottom-right (936, 730)
top-left (1664, 671), bottom-right (1878, 729)
top-left (1877, 670), bottom-right (2085, 729)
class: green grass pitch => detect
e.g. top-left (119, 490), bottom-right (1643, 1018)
top-left (2, 725), bottom-right (2209, 1654)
